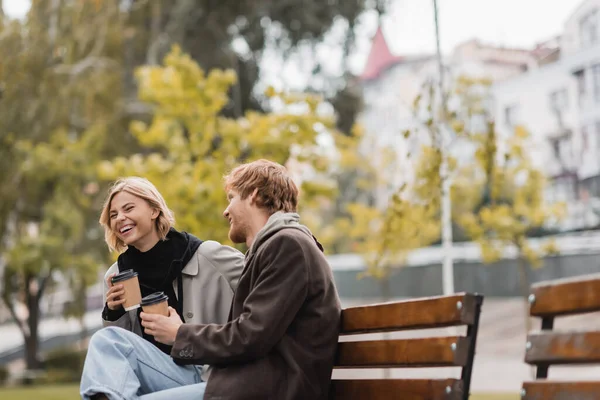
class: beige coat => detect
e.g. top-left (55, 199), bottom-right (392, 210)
top-left (102, 240), bottom-right (244, 378)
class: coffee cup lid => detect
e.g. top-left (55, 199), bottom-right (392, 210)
top-left (141, 291), bottom-right (169, 307)
top-left (111, 269), bottom-right (139, 283)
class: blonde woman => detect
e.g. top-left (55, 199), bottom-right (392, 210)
top-left (81, 177), bottom-right (243, 399)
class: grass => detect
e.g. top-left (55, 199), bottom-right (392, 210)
top-left (0, 384), bottom-right (520, 400)
top-left (0, 384), bottom-right (80, 400)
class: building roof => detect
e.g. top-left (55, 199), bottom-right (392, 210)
top-left (360, 26), bottom-right (404, 81)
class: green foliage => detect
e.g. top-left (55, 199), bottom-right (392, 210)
top-left (457, 125), bottom-right (565, 266)
top-left (99, 46), bottom-right (360, 246)
top-left (345, 187), bottom-right (440, 280)
top-left (407, 76), bottom-right (564, 268)
top-left (0, 1), bottom-right (124, 369)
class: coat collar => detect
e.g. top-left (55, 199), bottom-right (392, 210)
top-left (181, 251), bottom-right (199, 276)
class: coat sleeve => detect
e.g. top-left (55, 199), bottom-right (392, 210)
top-left (101, 263), bottom-right (133, 331)
top-left (171, 233), bottom-right (308, 365)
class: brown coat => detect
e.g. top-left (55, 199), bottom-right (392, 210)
top-left (171, 225), bottom-right (341, 400)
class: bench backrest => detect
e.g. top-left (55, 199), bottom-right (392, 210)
top-left (522, 273), bottom-right (600, 399)
top-left (330, 293), bottom-right (483, 400)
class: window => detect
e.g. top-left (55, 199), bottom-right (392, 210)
top-left (549, 89), bottom-right (568, 111)
top-left (558, 137), bottom-right (573, 169)
top-left (580, 9), bottom-right (599, 48)
top-left (504, 104), bottom-right (519, 126)
top-left (593, 65), bottom-right (600, 103)
top-left (551, 134), bottom-right (575, 170)
top-left (549, 176), bottom-right (577, 202)
top-left (580, 175), bottom-right (600, 199)
top-left (575, 70), bottom-right (587, 106)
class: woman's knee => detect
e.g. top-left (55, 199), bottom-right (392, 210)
top-left (89, 326), bottom-right (129, 348)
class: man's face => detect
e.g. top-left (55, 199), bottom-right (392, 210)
top-left (223, 189), bottom-right (251, 244)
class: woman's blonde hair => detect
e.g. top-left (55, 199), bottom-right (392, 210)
top-left (99, 177), bottom-right (175, 253)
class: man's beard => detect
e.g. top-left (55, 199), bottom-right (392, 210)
top-left (229, 224), bottom-right (246, 244)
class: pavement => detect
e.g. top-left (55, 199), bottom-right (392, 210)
top-left (2, 297), bottom-right (600, 392)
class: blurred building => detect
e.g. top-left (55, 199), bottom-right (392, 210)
top-left (359, 0), bottom-right (600, 232)
top-left (493, 0), bottom-right (600, 231)
top-left (358, 25), bottom-right (541, 208)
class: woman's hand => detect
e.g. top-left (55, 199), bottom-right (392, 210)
top-left (106, 273), bottom-right (126, 311)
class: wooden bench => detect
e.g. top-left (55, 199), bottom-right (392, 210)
top-left (522, 273), bottom-right (600, 399)
top-left (330, 293), bottom-right (484, 400)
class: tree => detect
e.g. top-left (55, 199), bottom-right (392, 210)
top-left (0, 1), bottom-right (125, 369)
top-left (98, 46), bottom-right (359, 246)
top-left (345, 187), bottom-right (440, 297)
top-left (120, 1), bottom-right (389, 122)
top-left (0, 0), bottom-right (386, 370)
top-left (458, 124), bottom-right (565, 333)
top-left (410, 76), bottom-right (501, 243)
top-left (402, 76), bottom-right (563, 318)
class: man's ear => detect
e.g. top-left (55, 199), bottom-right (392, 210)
top-left (249, 188), bottom-right (259, 205)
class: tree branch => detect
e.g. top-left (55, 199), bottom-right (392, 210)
top-left (53, 57), bottom-right (119, 79)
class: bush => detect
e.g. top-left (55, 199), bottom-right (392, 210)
top-left (41, 347), bottom-right (87, 383)
top-left (35, 368), bottom-right (81, 385)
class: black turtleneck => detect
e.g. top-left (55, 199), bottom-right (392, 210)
top-left (102, 228), bottom-right (202, 355)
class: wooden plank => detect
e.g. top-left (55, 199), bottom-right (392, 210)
top-left (341, 293), bottom-right (481, 335)
top-left (522, 381), bottom-right (600, 400)
top-left (330, 379), bottom-right (463, 400)
top-left (530, 274), bottom-right (600, 317)
top-left (525, 331), bottom-right (600, 365)
top-left (335, 336), bottom-right (469, 368)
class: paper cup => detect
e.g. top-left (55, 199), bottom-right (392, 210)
top-left (111, 269), bottom-right (142, 311)
top-left (141, 292), bottom-right (169, 316)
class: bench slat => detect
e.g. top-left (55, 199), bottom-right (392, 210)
top-left (341, 293), bottom-right (480, 335)
top-left (525, 331), bottom-right (600, 365)
top-left (522, 381), bottom-right (600, 400)
top-left (335, 336), bottom-right (469, 368)
top-left (530, 275), bottom-right (600, 317)
top-left (330, 379), bottom-right (463, 400)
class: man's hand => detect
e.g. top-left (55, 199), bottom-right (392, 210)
top-left (140, 307), bottom-right (183, 345)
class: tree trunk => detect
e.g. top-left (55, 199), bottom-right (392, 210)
top-left (24, 275), bottom-right (41, 370)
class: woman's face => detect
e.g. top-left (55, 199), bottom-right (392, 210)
top-left (109, 191), bottom-right (159, 251)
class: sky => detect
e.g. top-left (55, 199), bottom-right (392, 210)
top-left (378, 0), bottom-right (577, 55)
top-left (3, 0), bottom-right (580, 79)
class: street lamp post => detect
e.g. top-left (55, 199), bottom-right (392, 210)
top-left (433, 0), bottom-right (455, 295)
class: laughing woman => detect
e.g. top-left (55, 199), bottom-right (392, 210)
top-left (90, 177), bottom-right (243, 388)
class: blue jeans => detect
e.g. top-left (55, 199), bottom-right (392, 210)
top-left (80, 327), bottom-right (206, 400)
